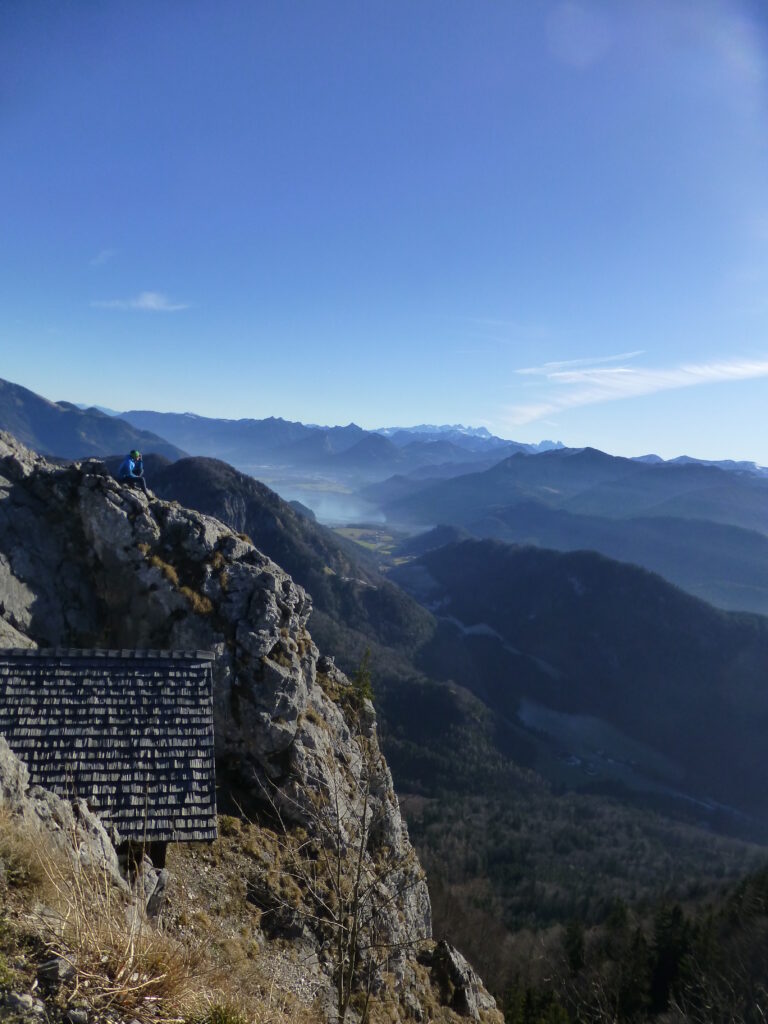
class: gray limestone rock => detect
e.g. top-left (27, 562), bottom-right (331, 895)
top-left (145, 867), bottom-right (169, 918)
top-left (0, 616), bottom-right (35, 649)
top-left (0, 734), bottom-right (30, 807)
top-left (1, 992), bottom-right (47, 1020)
top-left (0, 737), bottom-right (126, 891)
top-left (37, 955), bottom-right (76, 990)
top-left (429, 940), bottom-right (500, 1020)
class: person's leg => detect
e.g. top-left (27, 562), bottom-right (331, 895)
top-left (121, 477), bottom-right (145, 494)
top-left (137, 476), bottom-right (149, 494)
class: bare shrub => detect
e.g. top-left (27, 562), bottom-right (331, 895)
top-left (254, 730), bottom-right (428, 1024)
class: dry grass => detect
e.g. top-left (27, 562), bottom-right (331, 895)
top-left (148, 554), bottom-right (180, 587)
top-left (180, 586), bottom-right (215, 615)
top-left (0, 810), bottom-right (321, 1023)
top-left (0, 808), bottom-right (47, 892)
top-left (267, 645), bottom-right (293, 669)
top-left (304, 707), bottom-right (324, 728)
top-left (29, 832), bottom-right (212, 1021)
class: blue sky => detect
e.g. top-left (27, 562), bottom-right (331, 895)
top-left (2, 1), bottom-right (768, 460)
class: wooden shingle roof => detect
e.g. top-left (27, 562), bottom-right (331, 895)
top-left (0, 649), bottom-right (217, 843)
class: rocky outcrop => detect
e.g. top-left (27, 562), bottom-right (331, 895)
top-left (428, 941), bottom-right (501, 1022)
top-left (0, 431), bottom-right (501, 1022)
top-left (0, 736), bottom-right (125, 890)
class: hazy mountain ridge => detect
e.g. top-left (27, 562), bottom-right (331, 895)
top-left (382, 445), bottom-right (768, 526)
top-left (406, 501), bottom-right (768, 615)
top-left (122, 408), bottom-right (312, 462)
top-left (376, 446), bottom-right (768, 520)
top-left (118, 405), bottom-right (559, 480)
top-left (0, 378), bottom-right (185, 461)
top-left (374, 447), bottom-right (768, 616)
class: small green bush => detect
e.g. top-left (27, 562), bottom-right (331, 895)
top-left (0, 951), bottom-right (17, 991)
top-left (351, 649), bottom-right (374, 703)
top-left (218, 815), bottom-right (242, 838)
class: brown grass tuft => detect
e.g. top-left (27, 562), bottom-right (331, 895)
top-left (180, 586), bottom-right (214, 615)
top-left (148, 554), bottom-right (180, 586)
top-left (0, 808), bottom-right (47, 892)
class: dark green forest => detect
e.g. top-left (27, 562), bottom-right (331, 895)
top-left (493, 866), bottom-right (768, 1023)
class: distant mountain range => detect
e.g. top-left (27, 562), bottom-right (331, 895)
top-left (0, 378), bottom-right (185, 461)
top-left (8, 375), bottom-right (766, 490)
top-left (377, 446), bottom-right (768, 530)
top-left (118, 407), bottom-right (551, 481)
top-left (372, 446), bottom-right (768, 615)
top-left (7, 375), bottom-right (768, 617)
top-left (376, 424), bottom-right (563, 453)
top-left (659, 454), bottom-right (768, 478)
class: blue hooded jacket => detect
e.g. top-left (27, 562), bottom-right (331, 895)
top-left (118, 454), bottom-right (144, 479)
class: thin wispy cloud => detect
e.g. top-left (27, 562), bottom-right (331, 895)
top-left (517, 350), bottom-right (645, 375)
top-left (91, 291), bottom-right (189, 312)
top-left (505, 355), bottom-right (768, 426)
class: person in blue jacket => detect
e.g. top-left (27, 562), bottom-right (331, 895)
top-left (118, 449), bottom-right (149, 494)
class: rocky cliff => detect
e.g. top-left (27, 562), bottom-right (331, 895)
top-left (0, 431), bottom-right (501, 1023)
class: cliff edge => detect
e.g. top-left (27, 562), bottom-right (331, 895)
top-left (0, 431), bottom-right (501, 1023)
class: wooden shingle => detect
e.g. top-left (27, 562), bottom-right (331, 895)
top-left (0, 649), bottom-right (218, 843)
